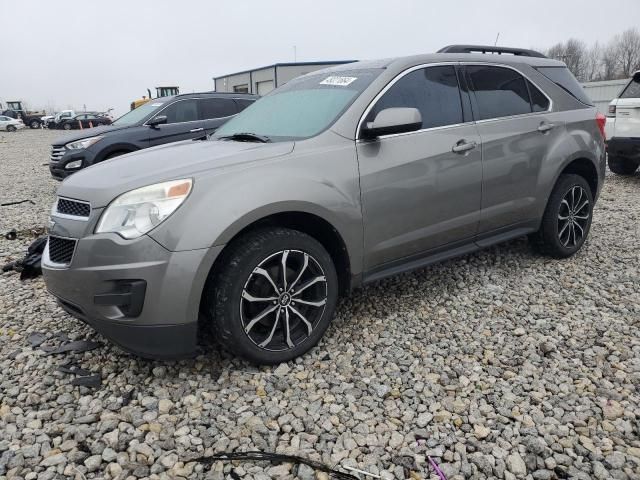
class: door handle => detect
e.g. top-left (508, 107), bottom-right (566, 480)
top-left (537, 123), bottom-right (555, 133)
top-left (452, 140), bottom-right (477, 154)
top-left (189, 128), bottom-right (204, 133)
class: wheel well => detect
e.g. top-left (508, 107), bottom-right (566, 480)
top-left (206, 212), bottom-right (351, 298)
top-left (560, 158), bottom-right (598, 197)
top-left (103, 149), bottom-right (134, 161)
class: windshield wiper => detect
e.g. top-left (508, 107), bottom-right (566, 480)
top-left (218, 132), bottom-right (271, 143)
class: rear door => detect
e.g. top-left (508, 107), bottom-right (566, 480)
top-left (465, 64), bottom-right (562, 236)
top-left (198, 98), bottom-right (239, 135)
top-left (147, 99), bottom-right (206, 146)
top-left (612, 73), bottom-right (640, 138)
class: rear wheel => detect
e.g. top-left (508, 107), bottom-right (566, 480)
top-left (204, 228), bottom-right (339, 364)
top-left (530, 174), bottom-right (593, 258)
top-left (608, 155), bottom-right (638, 176)
top-left (6, 125), bottom-right (16, 132)
top-left (29, 120), bottom-right (40, 129)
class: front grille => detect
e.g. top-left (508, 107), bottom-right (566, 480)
top-left (48, 236), bottom-right (77, 265)
top-left (56, 198), bottom-right (90, 218)
top-left (50, 145), bottom-right (66, 162)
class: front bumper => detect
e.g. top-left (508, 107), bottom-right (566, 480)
top-left (49, 148), bottom-right (96, 180)
top-left (608, 137), bottom-right (640, 164)
top-left (42, 233), bottom-right (223, 359)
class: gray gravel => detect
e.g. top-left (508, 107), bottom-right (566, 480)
top-left (1, 129), bottom-right (640, 479)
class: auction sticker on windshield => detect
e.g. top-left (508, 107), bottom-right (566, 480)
top-left (320, 76), bottom-right (358, 86)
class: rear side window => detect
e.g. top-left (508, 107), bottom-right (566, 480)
top-left (199, 98), bottom-right (237, 120)
top-left (620, 74), bottom-right (640, 99)
top-left (536, 67), bottom-right (593, 106)
top-left (234, 99), bottom-right (255, 111)
top-left (466, 65), bottom-right (531, 120)
top-left (528, 80), bottom-right (550, 112)
top-left (160, 99), bottom-right (198, 124)
top-left (367, 65), bottom-right (463, 129)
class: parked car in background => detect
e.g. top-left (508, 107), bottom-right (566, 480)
top-left (55, 112), bottom-right (113, 130)
top-left (48, 92), bottom-right (258, 179)
top-left (47, 110), bottom-right (76, 129)
top-left (43, 46), bottom-right (606, 364)
top-left (606, 71), bottom-right (640, 175)
top-left (0, 115), bottom-right (25, 132)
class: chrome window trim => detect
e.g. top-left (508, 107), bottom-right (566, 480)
top-left (54, 197), bottom-right (91, 222)
top-left (355, 61), bottom-right (554, 141)
top-left (43, 235), bottom-right (78, 269)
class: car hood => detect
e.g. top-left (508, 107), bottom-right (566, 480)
top-left (52, 124), bottom-right (131, 145)
top-left (57, 139), bottom-right (295, 207)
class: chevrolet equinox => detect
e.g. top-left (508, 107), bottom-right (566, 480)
top-left (43, 45), bottom-right (606, 364)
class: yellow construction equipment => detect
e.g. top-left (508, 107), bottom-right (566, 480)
top-left (130, 86), bottom-right (180, 110)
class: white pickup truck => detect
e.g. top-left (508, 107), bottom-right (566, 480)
top-left (606, 71), bottom-right (640, 175)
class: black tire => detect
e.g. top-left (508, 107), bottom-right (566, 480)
top-left (63, 123), bottom-right (72, 130)
top-left (29, 120), bottom-right (40, 129)
top-left (6, 125), bottom-right (16, 132)
top-left (204, 228), bottom-right (339, 364)
top-left (530, 174), bottom-right (594, 258)
top-left (608, 155), bottom-right (638, 176)
top-left (104, 151), bottom-right (128, 161)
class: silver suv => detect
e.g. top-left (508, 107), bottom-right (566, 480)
top-left (43, 45), bottom-right (606, 364)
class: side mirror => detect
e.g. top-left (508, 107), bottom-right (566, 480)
top-left (360, 107), bottom-right (422, 139)
top-left (147, 115), bottom-right (167, 128)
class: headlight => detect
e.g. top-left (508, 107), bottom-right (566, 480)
top-left (65, 136), bottom-right (103, 150)
top-left (95, 179), bottom-right (192, 239)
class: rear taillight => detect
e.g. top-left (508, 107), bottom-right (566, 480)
top-left (608, 105), bottom-right (616, 117)
top-left (596, 112), bottom-right (606, 140)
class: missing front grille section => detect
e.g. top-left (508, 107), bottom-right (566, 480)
top-left (57, 198), bottom-right (90, 217)
top-left (48, 236), bottom-right (77, 264)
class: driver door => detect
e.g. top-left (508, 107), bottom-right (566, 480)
top-left (357, 65), bottom-right (483, 271)
top-left (147, 99), bottom-right (207, 146)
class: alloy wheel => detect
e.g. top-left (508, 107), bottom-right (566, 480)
top-left (557, 185), bottom-right (590, 248)
top-left (240, 249), bottom-right (328, 351)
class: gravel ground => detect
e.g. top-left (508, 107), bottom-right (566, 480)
top-left (1, 129), bottom-right (639, 480)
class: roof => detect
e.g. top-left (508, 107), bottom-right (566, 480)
top-left (213, 61), bottom-right (358, 80)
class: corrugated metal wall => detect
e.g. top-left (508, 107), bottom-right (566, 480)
top-left (582, 79), bottom-right (629, 114)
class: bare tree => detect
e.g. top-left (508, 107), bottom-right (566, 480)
top-left (602, 41), bottom-right (621, 80)
top-left (615, 28), bottom-right (640, 77)
top-left (546, 39), bottom-right (588, 81)
top-left (584, 42), bottom-right (602, 81)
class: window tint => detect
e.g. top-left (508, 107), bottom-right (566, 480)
top-left (620, 74), bottom-right (640, 99)
top-left (235, 99), bottom-right (254, 112)
top-left (366, 66), bottom-right (463, 129)
top-left (159, 99), bottom-right (198, 124)
top-left (536, 67), bottom-right (593, 105)
top-left (467, 66), bottom-right (531, 120)
top-left (199, 98), bottom-right (237, 119)
top-left (528, 80), bottom-right (550, 112)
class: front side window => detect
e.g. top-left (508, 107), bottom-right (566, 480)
top-left (199, 98), bottom-right (237, 119)
top-left (215, 68), bottom-right (382, 141)
top-left (113, 101), bottom-right (166, 126)
top-left (466, 66), bottom-right (532, 120)
top-left (158, 99), bottom-right (198, 124)
top-left (365, 65), bottom-right (463, 130)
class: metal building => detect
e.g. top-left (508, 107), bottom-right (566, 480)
top-left (582, 78), bottom-right (629, 114)
top-left (213, 60), bottom-right (357, 96)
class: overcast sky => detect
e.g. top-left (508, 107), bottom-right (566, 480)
top-left (2, 0), bottom-right (638, 117)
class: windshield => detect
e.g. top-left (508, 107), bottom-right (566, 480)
top-left (215, 68), bottom-right (382, 141)
top-left (112, 101), bottom-right (166, 126)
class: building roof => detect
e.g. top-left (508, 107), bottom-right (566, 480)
top-left (213, 61), bottom-right (358, 80)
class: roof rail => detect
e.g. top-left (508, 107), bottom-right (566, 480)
top-left (438, 45), bottom-right (547, 58)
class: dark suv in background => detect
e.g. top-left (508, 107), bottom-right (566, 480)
top-left (49, 92), bottom-right (258, 179)
top-left (55, 112), bottom-right (112, 130)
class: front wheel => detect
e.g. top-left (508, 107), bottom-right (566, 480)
top-left (29, 120), bottom-right (40, 129)
top-left (6, 125), bottom-right (16, 132)
top-left (204, 228), bottom-right (339, 364)
top-left (63, 123), bottom-right (72, 130)
top-left (530, 174), bottom-right (594, 258)
top-left (608, 155), bottom-right (638, 176)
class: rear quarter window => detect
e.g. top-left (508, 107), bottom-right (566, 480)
top-left (536, 67), bottom-right (593, 106)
